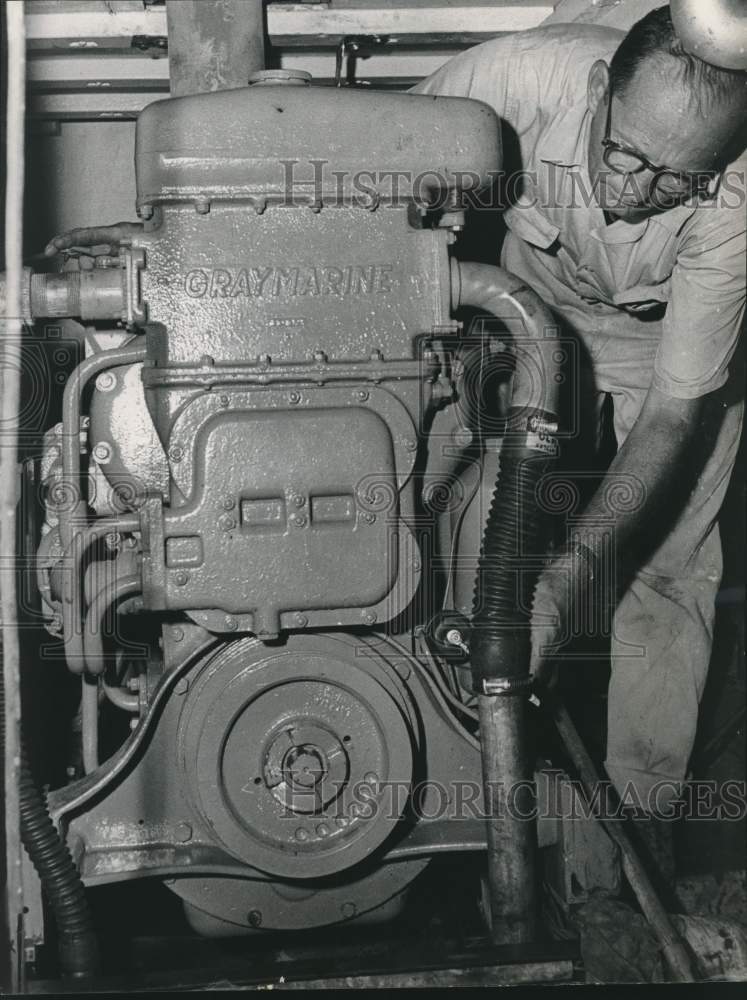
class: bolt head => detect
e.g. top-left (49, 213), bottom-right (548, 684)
top-left (169, 445), bottom-right (183, 463)
top-left (224, 616), bottom-right (238, 631)
top-left (247, 909), bottom-right (262, 928)
top-left (171, 626), bottom-right (185, 643)
top-left (174, 571), bottom-right (189, 586)
top-left (174, 677), bottom-right (189, 696)
top-left (95, 371), bottom-right (116, 392)
top-left (341, 901), bottom-right (357, 919)
top-left (446, 628), bottom-right (463, 647)
top-left (92, 441), bottom-right (112, 464)
top-left (218, 514), bottom-right (236, 532)
top-left (174, 822), bottom-right (192, 843)
top-left (289, 391), bottom-right (301, 404)
top-left (104, 531), bottom-right (121, 551)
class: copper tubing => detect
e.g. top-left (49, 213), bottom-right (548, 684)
top-left (83, 574), bottom-right (142, 677)
top-left (59, 341), bottom-right (146, 674)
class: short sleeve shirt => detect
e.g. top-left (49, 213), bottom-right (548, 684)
top-left (412, 24), bottom-right (746, 399)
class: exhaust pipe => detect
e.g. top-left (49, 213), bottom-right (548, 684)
top-left (453, 261), bottom-right (562, 943)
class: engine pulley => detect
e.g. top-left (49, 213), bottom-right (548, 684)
top-left (177, 633), bottom-right (417, 879)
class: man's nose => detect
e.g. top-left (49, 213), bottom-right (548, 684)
top-left (623, 168), bottom-right (657, 204)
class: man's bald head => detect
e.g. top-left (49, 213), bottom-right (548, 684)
top-left (586, 5), bottom-right (746, 221)
top-left (609, 5), bottom-right (746, 162)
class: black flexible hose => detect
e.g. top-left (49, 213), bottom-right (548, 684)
top-left (470, 438), bottom-right (556, 691)
top-left (19, 746), bottom-right (99, 979)
top-left (454, 261), bottom-right (562, 690)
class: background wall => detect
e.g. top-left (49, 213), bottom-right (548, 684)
top-left (26, 121), bottom-right (136, 251)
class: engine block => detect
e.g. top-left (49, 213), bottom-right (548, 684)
top-left (90, 76), bottom-right (498, 638)
top-left (25, 73), bottom-right (596, 939)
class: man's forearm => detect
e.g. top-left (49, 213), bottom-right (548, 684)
top-left (554, 385), bottom-right (705, 591)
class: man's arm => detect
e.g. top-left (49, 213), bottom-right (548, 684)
top-left (533, 384), bottom-right (705, 678)
top-left (571, 384), bottom-right (704, 553)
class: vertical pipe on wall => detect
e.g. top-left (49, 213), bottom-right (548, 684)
top-left (1, 1), bottom-right (26, 989)
top-left (166, 0), bottom-right (266, 98)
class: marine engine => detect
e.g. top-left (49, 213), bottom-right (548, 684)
top-left (20, 71), bottom-right (567, 938)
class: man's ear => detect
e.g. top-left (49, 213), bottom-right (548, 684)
top-left (587, 60), bottom-right (609, 116)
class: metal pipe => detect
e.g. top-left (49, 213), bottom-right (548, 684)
top-left (166, 0), bottom-right (266, 98)
top-left (2, 2), bottom-right (27, 987)
top-left (478, 695), bottom-right (537, 943)
top-left (62, 516), bottom-right (141, 676)
top-left (452, 259), bottom-right (561, 419)
top-left (101, 681), bottom-right (138, 714)
top-left (83, 575), bottom-right (142, 677)
top-left (59, 342), bottom-right (146, 674)
top-left (59, 340), bottom-right (147, 553)
top-left (81, 676), bottom-right (99, 775)
top-left (0, 267), bottom-right (126, 322)
top-left (454, 261), bottom-right (562, 945)
top-left (550, 697), bottom-right (696, 982)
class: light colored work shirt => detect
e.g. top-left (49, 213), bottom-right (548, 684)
top-left (412, 24), bottom-right (746, 400)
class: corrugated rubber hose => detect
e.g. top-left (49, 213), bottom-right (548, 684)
top-left (453, 260), bottom-right (562, 691)
top-left (19, 747), bottom-right (99, 978)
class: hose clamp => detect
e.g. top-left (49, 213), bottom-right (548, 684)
top-left (481, 675), bottom-right (533, 696)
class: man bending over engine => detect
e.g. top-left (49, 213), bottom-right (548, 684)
top-left (412, 5), bottom-right (746, 877)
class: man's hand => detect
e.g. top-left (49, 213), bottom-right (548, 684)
top-left (44, 222), bottom-right (144, 258)
top-left (530, 545), bottom-right (595, 690)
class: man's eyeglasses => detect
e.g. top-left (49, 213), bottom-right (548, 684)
top-left (601, 83), bottom-right (719, 203)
